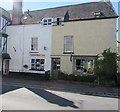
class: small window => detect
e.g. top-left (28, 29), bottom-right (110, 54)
top-left (94, 11), bottom-right (104, 18)
top-left (43, 19), bottom-right (47, 25)
top-left (43, 18), bottom-right (53, 25)
top-left (64, 36), bottom-right (73, 53)
top-left (31, 59), bottom-right (45, 71)
top-left (31, 37), bottom-right (38, 51)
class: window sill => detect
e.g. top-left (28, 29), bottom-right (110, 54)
top-left (63, 52), bottom-right (74, 54)
top-left (29, 51), bottom-right (39, 53)
top-left (29, 69), bottom-right (45, 71)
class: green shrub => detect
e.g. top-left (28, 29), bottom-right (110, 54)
top-left (94, 49), bottom-right (117, 84)
top-left (58, 72), bottom-right (96, 83)
top-left (76, 75), bottom-right (96, 82)
top-left (116, 72), bottom-right (120, 86)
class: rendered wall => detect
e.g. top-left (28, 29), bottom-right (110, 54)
top-left (7, 24), bottom-right (52, 73)
top-left (52, 19), bottom-right (117, 74)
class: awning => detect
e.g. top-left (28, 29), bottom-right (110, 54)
top-left (2, 53), bottom-right (11, 59)
top-left (0, 32), bottom-right (8, 38)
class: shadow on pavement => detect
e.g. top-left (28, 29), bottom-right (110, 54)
top-left (2, 85), bottom-right (21, 95)
top-left (28, 87), bottom-right (79, 109)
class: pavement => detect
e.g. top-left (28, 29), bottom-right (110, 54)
top-left (0, 75), bottom-right (120, 110)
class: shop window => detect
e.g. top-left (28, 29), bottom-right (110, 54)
top-left (30, 59), bottom-right (45, 71)
top-left (31, 37), bottom-right (38, 51)
top-left (75, 58), bottom-right (94, 74)
top-left (64, 36), bottom-right (73, 53)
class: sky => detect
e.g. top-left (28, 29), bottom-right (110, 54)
top-left (0, 0), bottom-right (119, 13)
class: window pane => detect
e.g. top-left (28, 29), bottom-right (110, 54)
top-left (31, 37), bottom-right (38, 51)
top-left (44, 19), bottom-right (47, 22)
top-left (31, 59), bottom-right (35, 63)
top-left (43, 18), bottom-right (52, 25)
top-left (48, 19), bottom-right (52, 22)
top-left (31, 59), bottom-right (45, 71)
top-left (76, 59), bottom-right (81, 65)
top-left (41, 59), bottom-right (44, 64)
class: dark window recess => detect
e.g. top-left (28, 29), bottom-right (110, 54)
top-left (57, 18), bottom-right (61, 25)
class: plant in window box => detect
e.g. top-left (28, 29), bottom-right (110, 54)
top-left (88, 68), bottom-right (94, 74)
top-left (23, 64), bottom-right (28, 69)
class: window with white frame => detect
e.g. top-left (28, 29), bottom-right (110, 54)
top-left (64, 36), bottom-right (73, 53)
top-left (31, 59), bottom-right (45, 71)
top-left (31, 37), bottom-right (38, 51)
top-left (43, 18), bottom-right (53, 25)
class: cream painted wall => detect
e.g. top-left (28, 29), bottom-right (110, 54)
top-left (52, 19), bottom-right (117, 74)
top-left (52, 19), bottom-right (117, 55)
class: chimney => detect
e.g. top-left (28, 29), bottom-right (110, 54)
top-left (12, 0), bottom-right (23, 25)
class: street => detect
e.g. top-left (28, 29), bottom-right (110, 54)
top-left (1, 76), bottom-right (119, 110)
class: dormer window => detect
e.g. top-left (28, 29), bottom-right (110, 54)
top-left (94, 11), bottom-right (104, 18)
top-left (43, 18), bottom-right (53, 25)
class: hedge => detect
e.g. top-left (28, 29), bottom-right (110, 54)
top-left (116, 72), bottom-right (120, 86)
top-left (58, 72), bottom-right (96, 83)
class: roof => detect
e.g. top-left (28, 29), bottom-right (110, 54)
top-left (0, 7), bottom-right (11, 22)
top-left (22, 1), bottom-right (118, 24)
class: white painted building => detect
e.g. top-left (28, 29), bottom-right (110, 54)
top-left (7, 24), bottom-right (52, 74)
top-left (0, 7), bottom-right (11, 74)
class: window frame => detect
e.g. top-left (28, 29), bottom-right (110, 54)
top-left (42, 18), bottom-right (53, 25)
top-left (64, 35), bottom-right (74, 54)
top-left (31, 37), bottom-right (38, 51)
top-left (30, 58), bottom-right (45, 71)
top-left (74, 57), bottom-right (95, 75)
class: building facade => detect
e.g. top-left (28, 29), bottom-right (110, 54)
top-left (52, 18), bottom-right (117, 75)
top-left (0, 7), bottom-right (11, 75)
top-left (3, 1), bottom-right (118, 77)
top-left (7, 24), bottom-right (52, 74)
top-left (50, 1), bottom-right (118, 76)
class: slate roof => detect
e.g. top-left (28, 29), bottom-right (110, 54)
top-left (22, 1), bottom-right (118, 24)
top-left (0, 7), bottom-right (11, 21)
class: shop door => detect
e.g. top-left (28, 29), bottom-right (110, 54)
top-left (51, 58), bottom-right (60, 79)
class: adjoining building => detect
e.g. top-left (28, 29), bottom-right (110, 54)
top-left (7, 24), bottom-right (52, 74)
top-left (0, 7), bottom-right (11, 75)
top-left (5, 0), bottom-right (118, 78)
top-left (7, 0), bottom-right (52, 74)
top-left (51, 1), bottom-right (118, 77)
